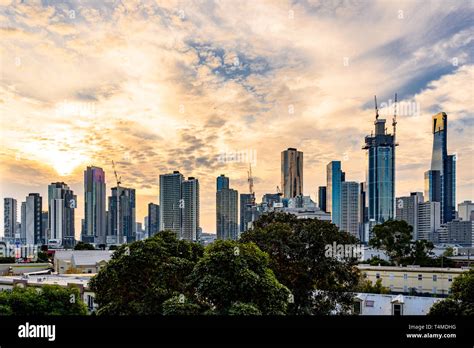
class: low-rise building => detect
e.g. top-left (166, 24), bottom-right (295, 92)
top-left (54, 250), bottom-right (112, 274)
top-left (353, 293), bottom-right (441, 315)
top-left (358, 264), bottom-right (468, 296)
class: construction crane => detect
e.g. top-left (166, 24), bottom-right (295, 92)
top-left (111, 160), bottom-right (122, 245)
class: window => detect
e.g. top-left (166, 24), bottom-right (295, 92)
top-left (376, 273), bottom-right (380, 279)
top-left (448, 275), bottom-right (453, 282)
top-left (365, 300), bottom-right (374, 307)
top-left (393, 304), bottom-right (403, 316)
top-left (353, 301), bottom-right (361, 315)
top-left (432, 287), bottom-right (437, 294)
top-left (418, 274), bottom-right (422, 281)
top-left (433, 275), bottom-right (437, 282)
top-left (87, 295), bottom-right (94, 310)
top-left (403, 273), bottom-right (408, 280)
top-left (389, 274), bottom-right (394, 281)
top-left (403, 285), bottom-right (408, 293)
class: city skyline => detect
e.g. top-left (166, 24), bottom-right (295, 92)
top-left (1, 0), bottom-right (473, 235)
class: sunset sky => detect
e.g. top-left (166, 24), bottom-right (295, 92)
top-left (1, 0), bottom-right (473, 236)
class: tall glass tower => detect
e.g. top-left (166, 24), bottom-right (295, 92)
top-left (83, 166), bottom-right (106, 244)
top-left (326, 161), bottom-right (342, 227)
top-left (425, 112), bottom-right (456, 223)
top-left (363, 97), bottom-right (397, 227)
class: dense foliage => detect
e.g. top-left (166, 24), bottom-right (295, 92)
top-left (74, 242), bottom-right (95, 250)
top-left (240, 212), bottom-right (360, 315)
top-left (429, 269), bottom-right (474, 316)
top-left (89, 230), bottom-right (203, 315)
top-left (0, 285), bottom-right (87, 315)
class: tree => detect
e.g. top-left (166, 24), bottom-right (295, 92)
top-left (402, 240), bottom-right (434, 266)
top-left (240, 212), bottom-right (361, 315)
top-left (369, 220), bottom-right (412, 265)
top-left (429, 269), bottom-right (474, 316)
top-left (364, 256), bottom-right (392, 266)
top-left (0, 257), bottom-right (16, 264)
top-left (358, 279), bottom-right (390, 294)
top-left (0, 285), bottom-right (87, 315)
top-left (443, 247), bottom-right (454, 257)
top-left (35, 251), bottom-right (50, 263)
top-left (162, 295), bottom-right (202, 315)
top-left (188, 240), bottom-right (290, 315)
top-left (89, 230), bottom-right (203, 315)
top-left (74, 242), bottom-right (95, 250)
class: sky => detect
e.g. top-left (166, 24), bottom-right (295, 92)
top-left (0, 0), bottom-right (473, 236)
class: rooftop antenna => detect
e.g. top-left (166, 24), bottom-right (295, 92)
top-left (374, 95), bottom-right (379, 120)
top-left (393, 93), bottom-right (398, 136)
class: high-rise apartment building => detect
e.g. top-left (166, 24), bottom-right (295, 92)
top-left (3, 198), bottom-right (17, 241)
top-left (83, 166), bottom-right (106, 244)
top-left (147, 203), bottom-right (160, 237)
top-left (48, 182), bottom-right (76, 248)
top-left (159, 171), bottom-right (183, 236)
top-left (417, 201), bottom-right (441, 242)
top-left (22, 194), bottom-right (43, 245)
top-left (341, 181), bottom-right (359, 238)
top-left (181, 177), bottom-right (200, 241)
top-left (281, 148), bottom-right (303, 198)
top-left (318, 186), bottom-right (327, 212)
top-left (240, 193), bottom-right (256, 233)
top-left (216, 175), bottom-right (238, 240)
top-left (108, 187), bottom-right (136, 243)
top-left (396, 192), bottom-right (424, 240)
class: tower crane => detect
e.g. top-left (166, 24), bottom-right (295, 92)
top-left (112, 160), bottom-right (122, 245)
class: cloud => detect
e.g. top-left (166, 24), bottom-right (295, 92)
top-left (0, 0), bottom-right (472, 235)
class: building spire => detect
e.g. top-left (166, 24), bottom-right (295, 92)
top-left (374, 95), bottom-right (379, 120)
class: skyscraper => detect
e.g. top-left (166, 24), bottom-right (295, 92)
top-left (326, 161), bottom-right (342, 227)
top-left (318, 186), bottom-right (327, 212)
top-left (358, 182), bottom-right (369, 243)
top-left (83, 166), bottom-right (106, 244)
top-left (159, 171), bottom-right (183, 236)
top-left (426, 112), bottom-right (456, 223)
top-left (417, 201), bottom-right (441, 242)
top-left (109, 187), bottom-right (136, 243)
top-left (48, 182), bottom-right (76, 248)
top-left (147, 203), bottom-right (160, 237)
top-left (363, 99), bottom-right (397, 228)
top-left (341, 181), bottom-right (359, 238)
top-left (181, 177), bottom-right (200, 241)
top-left (396, 192), bottom-right (424, 240)
top-left (22, 194), bottom-right (42, 245)
top-left (3, 198), bottom-right (17, 241)
top-left (281, 148), bottom-right (303, 198)
top-left (216, 175), bottom-right (238, 240)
